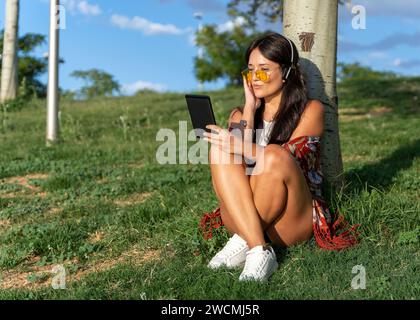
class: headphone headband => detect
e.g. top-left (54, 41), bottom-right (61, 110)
top-left (284, 36), bottom-right (294, 80)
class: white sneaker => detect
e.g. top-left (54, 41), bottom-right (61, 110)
top-left (207, 234), bottom-right (249, 269)
top-left (239, 245), bottom-right (278, 281)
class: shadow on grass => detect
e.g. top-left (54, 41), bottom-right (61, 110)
top-left (344, 139), bottom-right (420, 193)
top-left (273, 246), bottom-right (288, 264)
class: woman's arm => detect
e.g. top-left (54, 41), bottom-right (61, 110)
top-left (228, 105), bottom-right (263, 162)
top-left (289, 100), bottom-right (324, 140)
top-left (241, 104), bottom-right (257, 144)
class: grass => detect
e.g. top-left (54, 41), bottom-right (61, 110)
top-left (0, 78), bottom-right (419, 299)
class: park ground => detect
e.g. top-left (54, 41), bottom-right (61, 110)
top-left (0, 77), bottom-right (419, 299)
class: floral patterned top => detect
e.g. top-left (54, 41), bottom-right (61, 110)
top-left (200, 135), bottom-right (360, 251)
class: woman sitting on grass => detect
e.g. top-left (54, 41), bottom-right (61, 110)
top-left (202, 32), bottom-right (359, 281)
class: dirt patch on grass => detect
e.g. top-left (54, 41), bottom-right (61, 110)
top-left (43, 207), bottom-right (62, 219)
top-left (114, 191), bottom-right (155, 207)
top-left (0, 246), bottom-right (160, 290)
top-left (339, 108), bottom-right (368, 122)
top-left (342, 154), bottom-right (365, 162)
top-left (339, 106), bottom-right (393, 122)
top-left (3, 174), bottom-right (49, 189)
top-left (369, 106), bottom-right (392, 116)
top-left (72, 247), bottom-right (160, 282)
top-left (87, 230), bottom-right (105, 244)
top-left (0, 219), bottom-right (11, 228)
top-left (96, 177), bottom-right (108, 184)
top-left (0, 173), bottom-right (49, 198)
top-left (0, 257), bottom-right (78, 290)
top-left (126, 163), bottom-right (144, 169)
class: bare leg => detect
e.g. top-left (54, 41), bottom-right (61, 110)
top-left (211, 161), bottom-right (247, 237)
top-left (209, 144), bottom-right (265, 248)
top-left (249, 144), bottom-right (313, 247)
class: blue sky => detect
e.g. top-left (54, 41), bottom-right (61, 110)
top-left (0, 0), bottom-right (419, 94)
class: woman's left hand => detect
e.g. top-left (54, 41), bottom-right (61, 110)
top-left (203, 124), bottom-right (243, 155)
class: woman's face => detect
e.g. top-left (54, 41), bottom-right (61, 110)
top-left (248, 48), bottom-right (284, 98)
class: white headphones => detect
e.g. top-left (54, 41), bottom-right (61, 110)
top-left (283, 36), bottom-right (295, 80)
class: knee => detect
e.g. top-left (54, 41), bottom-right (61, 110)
top-left (260, 144), bottom-right (294, 175)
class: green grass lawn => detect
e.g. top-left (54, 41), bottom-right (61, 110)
top-left (0, 78), bottom-right (419, 299)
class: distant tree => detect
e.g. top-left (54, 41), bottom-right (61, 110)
top-left (338, 62), bottom-right (397, 82)
top-left (0, 31), bottom-right (51, 99)
top-left (135, 88), bottom-right (158, 95)
top-left (59, 89), bottom-right (76, 100)
top-left (194, 24), bottom-right (261, 86)
top-left (71, 69), bottom-right (120, 99)
top-left (227, 0), bottom-right (283, 27)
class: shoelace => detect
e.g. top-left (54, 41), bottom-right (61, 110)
top-left (216, 238), bottom-right (246, 259)
top-left (242, 249), bottom-right (271, 276)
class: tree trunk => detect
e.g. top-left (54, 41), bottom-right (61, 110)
top-left (1, 0), bottom-right (19, 103)
top-left (283, 0), bottom-right (344, 190)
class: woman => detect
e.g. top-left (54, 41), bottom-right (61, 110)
top-left (201, 32), bottom-right (359, 282)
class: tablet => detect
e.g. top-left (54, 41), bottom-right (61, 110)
top-left (185, 94), bottom-right (217, 139)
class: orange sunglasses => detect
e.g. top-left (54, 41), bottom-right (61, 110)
top-left (241, 67), bottom-right (280, 83)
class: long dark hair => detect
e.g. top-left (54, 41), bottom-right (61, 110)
top-left (245, 32), bottom-right (308, 145)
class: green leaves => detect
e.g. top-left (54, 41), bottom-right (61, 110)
top-left (397, 227), bottom-right (420, 246)
top-left (194, 24), bottom-right (263, 86)
top-left (70, 69), bottom-right (121, 99)
top-left (0, 30), bottom-right (48, 99)
top-left (228, 0), bottom-right (284, 26)
top-left (227, 0), bottom-right (346, 25)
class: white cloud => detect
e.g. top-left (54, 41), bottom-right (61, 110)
top-left (393, 58), bottom-right (420, 69)
top-left (339, 0), bottom-right (420, 20)
top-left (60, 0), bottom-right (101, 16)
top-left (121, 81), bottom-right (167, 95)
top-left (77, 1), bottom-right (101, 16)
top-left (368, 51), bottom-right (388, 59)
top-left (110, 14), bottom-right (189, 36)
top-left (189, 33), bottom-right (197, 46)
top-left (393, 58), bottom-right (402, 67)
top-left (159, 0), bottom-right (225, 12)
top-left (63, 0), bottom-right (77, 12)
top-left (362, 0), bottom-right (420, 19)
top-left (216, 16), bottom-right (247, 33)
top-left (186, 16), bottom-right (248, 47)
top-left (339, 31), bottom-right (420, 52)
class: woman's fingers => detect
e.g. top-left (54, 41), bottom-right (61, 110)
top-left (243, 75), bottom-right (252, 94)
top-left (242, 74), bottom-right (258, 109)
top-left (203, 136), bottom-right (222, 148)
top-left (205, 124), bottom-right (222, 134)
top-left (203, 133), bottom-right (222, 141)
top-left (205, 125), bottom-right (230, 139)
top-left (204, 126), bottom-right (229, 147)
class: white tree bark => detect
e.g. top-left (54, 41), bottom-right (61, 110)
top-left (0, 0), bottom-right (19, 103)
top-left (283, 0), bottom-right (344, 190)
